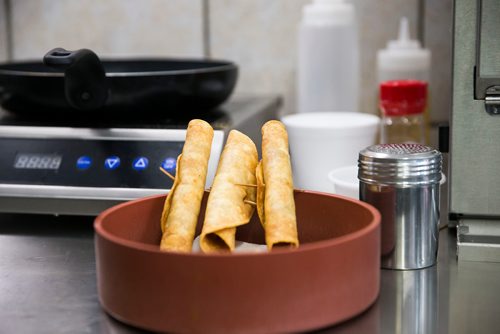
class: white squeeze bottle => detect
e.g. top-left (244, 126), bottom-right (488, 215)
top-left (377, 17), bottom-right (431, 83)
top-left (297, 0), bottom-right (359, 113)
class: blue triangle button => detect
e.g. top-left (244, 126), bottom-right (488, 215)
top-left (104, 156), bottom-right (121, 170)
top-left (133, 157), bottom-right (149, 170)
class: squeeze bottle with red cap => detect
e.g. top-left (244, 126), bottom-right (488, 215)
top-left (379, 80), bottom-right (427, 144)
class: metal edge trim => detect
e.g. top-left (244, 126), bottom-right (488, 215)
top-left (0, 184), bottom-right (168, 201)
top-left (0, 126), bottom-right (222, 141)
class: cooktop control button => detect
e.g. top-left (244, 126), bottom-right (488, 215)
top-left (76, 156), bottom-right (92, 170)
top-left (161, 157), bottom-right (176, 171)
top-left (104, 156), bottom-right (120, 170)
top-left (132, 157), bottom-right (149, 170)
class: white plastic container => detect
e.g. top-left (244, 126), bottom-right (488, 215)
top-left (297, 0), bottom-right (359, 114)
top-left (376, 17), bottom-right (431, 83)
top-left (281, 112), bottom-right (379, 193)
top-left (328, 165), bottom-right (359, 199)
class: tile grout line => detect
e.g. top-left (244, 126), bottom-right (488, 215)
top-left (202, 0), bottom-right (211, 59)
top-left (4, 0), bottom-right (13, 60)
top-left (417, 0), bottom-right (426, 46)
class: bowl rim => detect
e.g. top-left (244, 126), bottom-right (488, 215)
top-left (94, 189), bottom-right (380, 258)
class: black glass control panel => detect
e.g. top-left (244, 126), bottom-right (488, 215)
top-left (0, 138), bottom-right (184, 189)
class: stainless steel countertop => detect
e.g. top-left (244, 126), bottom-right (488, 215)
top-left (1, 214), bottom-right (500, 334)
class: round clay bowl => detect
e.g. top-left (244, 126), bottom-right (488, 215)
top-left (94, 190), bottom-right (381, 334)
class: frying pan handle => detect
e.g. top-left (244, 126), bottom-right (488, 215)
top-left (43, 48), bottom-right (108, 110)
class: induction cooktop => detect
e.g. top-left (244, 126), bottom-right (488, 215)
top-left (0, 95), bottom-right (281, 215)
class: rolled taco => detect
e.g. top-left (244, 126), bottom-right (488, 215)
top-left (257, 120), bottom-right (299, 249)
top-left (200, 130), bottom-right (258, 252)
top-left (160, 119), bottom-right (213, 252)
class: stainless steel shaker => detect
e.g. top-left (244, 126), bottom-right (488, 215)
top-left (358, 144), bottom-right (442, 270)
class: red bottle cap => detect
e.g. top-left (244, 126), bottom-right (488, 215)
top-left (379, 80), bottom-right (427, 116)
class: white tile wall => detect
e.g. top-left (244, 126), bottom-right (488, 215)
top-left (2, 0), bottom-right (452, 122)
top-left (0, 0), bottom-right (8, 62)
top-left (209, 0), bottom-right (309, 115)
top-left (10, 0), bottom-right (204, 60)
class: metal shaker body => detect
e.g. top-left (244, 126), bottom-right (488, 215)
top-left (359, 144), bottom-right (442, 270)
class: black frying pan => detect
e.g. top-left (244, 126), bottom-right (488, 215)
top-left (0, 48), bottom-right (238, 115)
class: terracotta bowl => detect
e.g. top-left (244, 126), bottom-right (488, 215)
top-left (94, 190), bottom-right (381, 334)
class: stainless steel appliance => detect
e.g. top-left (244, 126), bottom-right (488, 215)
top-left (0, 96), bottom-right (280, 216)
top-left (451, 0), bottom-right (500, 261)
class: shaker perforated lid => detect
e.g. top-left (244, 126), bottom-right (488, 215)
top-left (358, 143), bottom-right (442, 186)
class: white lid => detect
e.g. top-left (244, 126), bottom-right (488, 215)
top-left (377, 17), bottom-right (431, 73)
top-left (281, 112), bottom-right (379, 136)
top-left (302, 0), bottom-right (355, 25)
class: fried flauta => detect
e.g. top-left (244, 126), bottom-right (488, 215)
top-left (160, 119), bottom-right (214, 252)
top-left (200, 130), bottom-right (258, 252)
top-left (257, 120), bottom-right (299, 249)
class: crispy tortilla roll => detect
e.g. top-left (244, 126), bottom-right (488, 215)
top-left (258, 120), bottom-right (299, 249)
top-left (200, 130), bottom-right (258, 252)
top-left (160, 119), bottom-right (214, 252)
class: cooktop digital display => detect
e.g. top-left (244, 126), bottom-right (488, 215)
top-left (0, 138), bottom-right (183, 189)
top-left (14, 153), bottom-right (63, 170)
